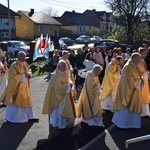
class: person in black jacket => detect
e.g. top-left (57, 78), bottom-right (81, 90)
top-left (69, 50), bottom-right (77, 75)
top-left (51, 33), bottom-right (59, 49)
top-left (145, 47), bottom-right (150, 72)
top-left (101, 45), bottom-right (108, 81)
top-left (76, 48), bottom-right (85, 69)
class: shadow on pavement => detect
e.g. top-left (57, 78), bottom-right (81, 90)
top-left (0, 122), bottom-right (34, 150)
top-left (35, 111), bottom-right (114, 150)
top-left (86, 116), bottom-right (150, 150)
top-left (35, 124), bottom-right (105, 150)
top-left (30, 64), bottom-right (38, 75)
top-left (44, 73), bottom-right (52, 82)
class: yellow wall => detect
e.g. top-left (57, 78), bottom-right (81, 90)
top-left (15, 11), bottom-right (34, 40)
top-left (61, 25), bottom-right (90, 35)
top-left (34, 24), bottom-right (60, 38)
top-left (61, 26), bottom-right (77, 34)
top-left (15, 11), bottom-right (60, 40)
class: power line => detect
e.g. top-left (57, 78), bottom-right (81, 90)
top-left (40, 0), bottom-right (106, 11)
top-left (51, 0), bottom-right (101, 5)
top-left (39, 0), bottom-right (112, 20)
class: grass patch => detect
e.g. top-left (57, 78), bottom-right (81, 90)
top-left (28, 59), bottom-right (53, 77)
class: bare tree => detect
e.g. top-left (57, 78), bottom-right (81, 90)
top-left (41, 7), bottom-right (60, 17)
top-left (105, 0), bottom-right (150, 44)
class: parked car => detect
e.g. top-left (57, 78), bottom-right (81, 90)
top-left (119, 43), bottom-right (134, 53)
top-left (90, 36), bottom-right (102, 43)
top-left (94, 39), bottom-right (118, 49)
top-left (76, 35), bottom-right (90, 44)
top-left (59, 37), bottom-right (74, 46)
top-left (58, 40), bottom-right (68, 50)
top-left (34, 37), bottom-right (67, 50)
top-left (0, 40), bottom-right (30, 56)
top-left (94, 39), bottom-right (134, 53)
top-left (94, 39), bottom-right (117, 47)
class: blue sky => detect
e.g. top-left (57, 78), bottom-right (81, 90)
top-left (1, 0), bottom-right (111, 16)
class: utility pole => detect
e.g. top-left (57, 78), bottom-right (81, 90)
top-left (7, 0), bottom-right (11, 39)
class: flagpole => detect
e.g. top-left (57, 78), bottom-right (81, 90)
top-left (7, 0), bottom-right (11, 39)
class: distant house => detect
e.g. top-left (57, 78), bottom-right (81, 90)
top-left (54, 10), bottom-right (91, 35)
top-left (55, 9), bottom-right (116, 36)
top-left (83, 9), bottom-right (116, 34)
top-left (15, 9), bottom-right (62, 40)
top-left (0, 3), bottom-right (20, 40)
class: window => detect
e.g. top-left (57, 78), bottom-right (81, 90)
top-left (38, 25), bottom-right (42, 32)
top-left (3, 22), bottom-right (9, 25)
top-left (83, 27), bottom-right (85, 31)
top-left (110, 26), bottom-right (112, 32)
top-left (50, 26), bottom-right (54, 32)
top-left (1, 32), bottom-right (9, 38)
top-left (79, 27), bottom-right (82, 32)
top-left (44, 26), bottom-right (47, 33)
top-left (2, 19), bottom-right (9, 29)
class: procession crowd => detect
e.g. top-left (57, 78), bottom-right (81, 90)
top-left (0, 42), bottom-right (150, 131)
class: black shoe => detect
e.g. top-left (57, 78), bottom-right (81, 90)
top-left (141, 116), bottom-right (150, 119)
top-left (0, 104), bottom-right (6, 108)
top-left (5, 119), bottom-right (12, 123)
top-left (28, 118), bottom-right (39, 123)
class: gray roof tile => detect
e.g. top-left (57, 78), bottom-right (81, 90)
top-left (20, 10), bottom-right (61, 25)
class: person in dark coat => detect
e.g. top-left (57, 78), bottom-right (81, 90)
top-left (145, 47), bottom-right (150, 72)
top-left (76, 48), bottom-right (85, 69)
top-left (101, 45), bottom-right (108, 81)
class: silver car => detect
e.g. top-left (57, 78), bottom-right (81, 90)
top-left (90, 36), bottom-right (102, 43)
top-left (1, 40), bottom-right (30, 56)
top-left (76, 35), bottom-right (90, 44)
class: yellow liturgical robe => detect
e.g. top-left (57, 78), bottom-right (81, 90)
top-left (5, 60), bottom-right (32, 107)
top-left (0, 61), bottom-right (8, 102)
top-left (60, 58), bottom-right (77, 97)
top-left (76, 71), bottom-right (103, 120)
top-left (114, 60), bottom-right (142, 113)
top-left (42, 68), bottom-right (76, 119)
top-left (0, 74), bottom-right (7, 103)
top-left (100, 60), bottom-right (119, 101)
top-left (138, 59), bottom-right (150, 104)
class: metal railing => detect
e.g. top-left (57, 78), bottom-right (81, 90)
top-left (125, 134), bottom-right (150, 148)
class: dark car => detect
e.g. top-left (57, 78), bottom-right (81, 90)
top-left (76, 35), bottom-right (90, 44)
top-left (119, 43), bottom-right (134, 53)
top-left (59, 37), bottom-right (74, 46)
top-left (94, 39), bottom-right (118, 50)
top-left (94, 39), bottom-right (117, 47)
top-left (94, 39), bottom-right (134, 52)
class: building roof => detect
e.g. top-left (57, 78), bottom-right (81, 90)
top-left (106, 12), bottom-right (112, 17)
top-left (83, 9), bottom-right (114, 26)
top-left (55, 11), bottom-right (91, 26)
top-left (19, 10), bottom-right (62, 25)
top-left (83, 10), bottom-right (101, 27)
top-left (0, 3), bottom-right (20, 17)
top-left (85, 10), bottom-right (113, 18)
top-left (66, 11), bottom-right (91, 25)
